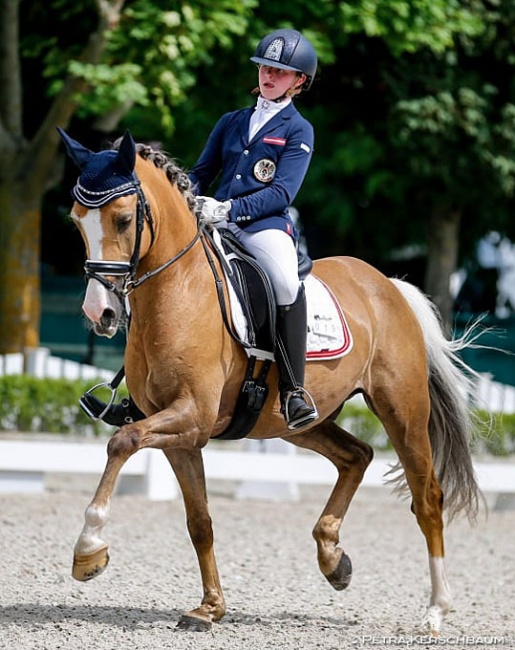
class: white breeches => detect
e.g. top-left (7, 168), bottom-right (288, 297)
top-left (227, 224), bottom-right (300, 306)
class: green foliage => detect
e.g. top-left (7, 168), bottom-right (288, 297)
top-left (16, 0), bottom-right (515, 311)
top-left (339, 0), bottom-right (484, 54)
top-left (1, 376), bottom-right (514, 456)
top-left (337, 401), bottom-right (515, 457)
top-left (25, 0), bottom-right (489, 139)
top-left (26, 0), bottom-right (515, 253)
top-left (473, 410), bottom-right (515, 456)
top-left (73, 0), bottom-right (258, 135)
top-left (337, 401), bottom-right (391, 449)
top-left (20, 0), bottom-right (260, 137)
top-left (65, 62), bottom-right (149, 115)
top-left (390, 85), bottom-right (515, 198)
top-left (0, 375), bottom-right (127, 437)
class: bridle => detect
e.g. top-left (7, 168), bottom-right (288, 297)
top-left (83, 181), bottom-right (201, 304)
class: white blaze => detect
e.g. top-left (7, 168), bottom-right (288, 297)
top-left (72, 207), bottom-right (116, 325)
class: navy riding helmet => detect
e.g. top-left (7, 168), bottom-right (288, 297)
top-left (250, 29), bottom-right (317, 91)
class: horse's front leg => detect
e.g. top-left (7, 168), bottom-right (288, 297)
top-left (164, 448), bottom-right (226, 630)
top-left (72, 409), bottom-right (211, 583)
top-left (72, 420), bottom-right (148, 580)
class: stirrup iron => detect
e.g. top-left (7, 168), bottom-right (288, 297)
top-left (78, 366), bottom-right (133, 425)
top-left (282, 387), bottom-right (319, 430)
top-left (79, 381), bottom-right (118, 422)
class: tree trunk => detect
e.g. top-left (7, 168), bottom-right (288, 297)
top-left (0, 183), bottom-right (41, 353)
top-left (424, 205), bottom-right (461, 334)
top-left (0, 0), bottom-right (125, 355)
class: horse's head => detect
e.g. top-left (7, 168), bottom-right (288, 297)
top-left (58, 128), bottom-right (147, 337)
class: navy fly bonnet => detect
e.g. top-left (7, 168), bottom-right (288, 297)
top-left (57, 127), bottom-right (139, 208)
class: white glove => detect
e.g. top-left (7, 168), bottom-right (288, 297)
top-left (196, 196), bottom-right (231, 224)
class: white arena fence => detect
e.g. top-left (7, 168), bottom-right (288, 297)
top-left (1, 349), bottom-right (514, 507)
top-left (0, 348), bottom-right (113, 382)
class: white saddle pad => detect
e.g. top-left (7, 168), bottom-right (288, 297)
top-left (227, 272), bottom-right (353, 362)
top-left (211, 229), bottom-right (353, 361)
top-left (305, 274), bottom-right (353, 361)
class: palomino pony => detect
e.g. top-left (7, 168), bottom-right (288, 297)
top-left (58, 128), bottom-right (483, 635)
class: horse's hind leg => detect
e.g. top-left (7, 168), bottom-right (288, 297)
top-left (287, 419), bottom-right (373, 590)
top-left (369, 388), bottom-right (450, 635)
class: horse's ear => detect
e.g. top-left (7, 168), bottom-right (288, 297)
top-left (116, 130), bottom-right (136, 175)
top-left (56, 127), bottom-right (95, 170)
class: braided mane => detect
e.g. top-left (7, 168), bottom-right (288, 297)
top-left (112, 137), bottom-right (197, 213)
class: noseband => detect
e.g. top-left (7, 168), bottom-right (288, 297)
top-left (83, 181), bottom-right (200, 303)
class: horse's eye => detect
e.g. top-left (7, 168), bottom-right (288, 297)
top-left (117, 214), bottom-right (132, 232)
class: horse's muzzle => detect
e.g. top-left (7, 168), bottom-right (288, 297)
top-left (92, 308), bottom-right (119, 338)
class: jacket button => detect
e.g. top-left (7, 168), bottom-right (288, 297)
top-left (235, 174), bottom-right (242, 180)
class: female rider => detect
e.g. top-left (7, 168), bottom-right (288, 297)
top-left (191, 29), bottom-right (319, 430)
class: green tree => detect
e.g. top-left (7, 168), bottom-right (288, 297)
top-left (0, 0), bottom-right (503, 356)
top-left (288, 2), bottom-right (515, 329)
top-left (386, 3), bottom-right (515, 325)
top-left (0, 0), bottom-right (254, 354)
top-left (1, 0), bottom-right (118, 355)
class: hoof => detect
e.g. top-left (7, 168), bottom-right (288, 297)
top-left (72, 545), bottom-right (109, 581)
top-left (176, 614), bottom-right (212, 631)
top-left (325, 552), bottom-right (352, 591)
top-left (422, 605), bottom-right (443, 637)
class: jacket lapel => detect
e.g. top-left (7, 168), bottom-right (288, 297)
top-left (239, 107), bottom-right (254, 145)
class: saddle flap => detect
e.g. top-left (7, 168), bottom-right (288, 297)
top-left (212, 228), bottom-right (277, 352)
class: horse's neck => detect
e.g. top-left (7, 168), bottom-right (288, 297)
top-left (131, 164), bottom-right (218, 314)
top-left (136, 159), bottom-right (198, 266)
top-left (143, 192), bottom-right (198, 269)
top-left (133, 200), bottom-right (211, 309)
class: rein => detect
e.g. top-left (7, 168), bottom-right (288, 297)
top-left (126, 229), bottom-right (200, 294)
top-left (83, 182), bottom-right (199, 302)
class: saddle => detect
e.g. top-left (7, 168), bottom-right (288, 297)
top-left (204, 226), bottom-right (313, 440)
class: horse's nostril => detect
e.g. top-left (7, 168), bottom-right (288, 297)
top-left (101, 308), bottom-right (116, 325)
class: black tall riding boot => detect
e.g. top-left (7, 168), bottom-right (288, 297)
top-left (276, 284), bottom-right (319, 430)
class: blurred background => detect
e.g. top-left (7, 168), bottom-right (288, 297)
top-left (1, 0), bottom-right (514, 389)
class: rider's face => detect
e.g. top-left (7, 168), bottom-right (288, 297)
top-left (258, 65), bottom-right (305, 100)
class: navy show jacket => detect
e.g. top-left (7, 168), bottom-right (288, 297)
top-left (188, 101), bottom-right (314, 239)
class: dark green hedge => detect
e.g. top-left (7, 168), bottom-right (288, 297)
top-left (337, 402), bottom-right (515, 457)
top-left (1, 376), bottom-right (514, 455)
top-left (0, 375), bottom-right (128, 436)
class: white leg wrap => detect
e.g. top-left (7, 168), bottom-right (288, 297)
top-left (421, 556), bottom-right (452, 635)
